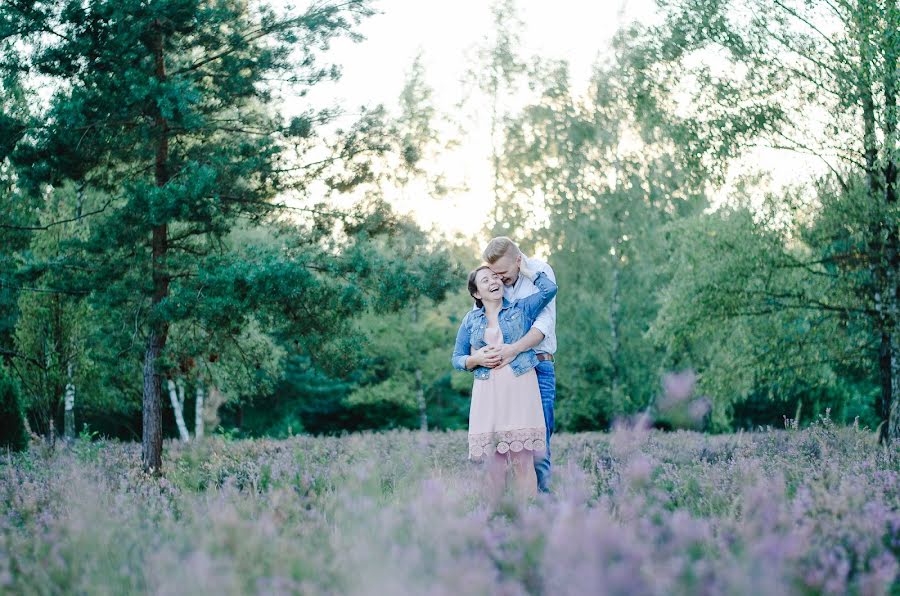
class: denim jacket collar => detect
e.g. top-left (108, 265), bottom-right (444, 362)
top-left (470, 298), bottom-right (513, 321)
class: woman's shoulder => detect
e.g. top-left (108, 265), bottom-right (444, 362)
top-left (504, 301), bottom-right (528, 316)
top-left (461, 308), bottom-right (482, 324)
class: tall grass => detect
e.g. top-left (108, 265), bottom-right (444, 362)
top-left (2, 419), bottom-right (898, 595)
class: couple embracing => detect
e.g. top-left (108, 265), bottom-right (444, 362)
top-left (452, 237), bottom-right (557, 500)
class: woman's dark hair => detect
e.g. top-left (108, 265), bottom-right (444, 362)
top-left (467, 266), bottom-right (492, 308)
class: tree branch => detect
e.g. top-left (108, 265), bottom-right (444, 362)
top-left (0, 198), bottom-right (114, 231)
top-left (0, 279), bottom-right (90, 296)
top-left (772, 0), bottom-right (846, 55)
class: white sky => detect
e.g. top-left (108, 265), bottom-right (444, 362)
top-left (290, 0), bottom-right (824, 238)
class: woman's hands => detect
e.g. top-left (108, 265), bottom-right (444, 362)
top-left (468, 345), bottom-right (502, 369)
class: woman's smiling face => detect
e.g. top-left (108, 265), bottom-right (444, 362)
top-left (474, 268), bottom-right (503, 303)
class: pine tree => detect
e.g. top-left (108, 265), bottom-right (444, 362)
top-left (3, 0), bottom-right (451, 472)
top-left (0, 366), bottom-right (28, 452)
top-left (0, 43), bottom-right (34, 359)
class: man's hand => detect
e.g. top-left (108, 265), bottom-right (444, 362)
top-left (518, 257), bottom-right (534, 280)
top-left (496, 327), bottom-right (545, 368)
top-left (494, 343), bottom-right (521, 368)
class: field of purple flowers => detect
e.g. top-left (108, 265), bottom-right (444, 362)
top-left (2, 418), bottom-right (899, 595)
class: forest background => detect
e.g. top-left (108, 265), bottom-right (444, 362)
top-left (2, 0), bottom-right (899, 462)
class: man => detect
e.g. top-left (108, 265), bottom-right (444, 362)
top-left (481, 237), bottom-right (557, 493)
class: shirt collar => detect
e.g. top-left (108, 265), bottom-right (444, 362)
top-left (507, 253), bottom-right (532, 293)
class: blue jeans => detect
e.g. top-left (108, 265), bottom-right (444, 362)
top-left (534, 361), bottom-right (555, 493)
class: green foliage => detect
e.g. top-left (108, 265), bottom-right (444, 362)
top-left (0, 59), bottom-right (36, 352)
top-left (649, 183), bottom-right (881, 429)
top-left (78, 423), bottom-right (99, 442)
top-left (0, 0), bottom-right (461, 454)
top-left (480, 1), bottom-right (898, 433)
top-left (344, 287), bottom-right (473, 430)
top-left (619, 0), bottom-right (900, 436)
top-left (0, 365), bottom-right (28, 452)
top-left (494, 53), bottom-right (709, 429)
top-left (731, 378), bottom-right (879, 431)
top-left (10, 182), bottom-right (98, 438)
top-left (218, 230), bottom-right (469, 436)
top-left (4, 0), bottom-right (896, 440)
top-left (217, 353), bottom-right (395, 437)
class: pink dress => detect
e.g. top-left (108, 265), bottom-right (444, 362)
top-left (468, 327), bottom-right (547, 458)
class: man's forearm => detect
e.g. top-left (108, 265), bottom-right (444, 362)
top-left (511, 326), bottom-right (545, 354)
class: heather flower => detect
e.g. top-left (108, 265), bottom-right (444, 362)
top-left (0, 425), bottom-right (897, 594)
top-left (687, 396), bottom-right (712, 423)
top-left (660, 370), bottom-right (698, 407)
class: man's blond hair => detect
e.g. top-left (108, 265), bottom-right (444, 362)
top-left (483, 237), bottom-right (519, 264)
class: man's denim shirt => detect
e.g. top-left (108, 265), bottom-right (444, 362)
top-left (451, 271), bottom-right (558, 380)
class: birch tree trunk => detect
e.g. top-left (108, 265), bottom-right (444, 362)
top-left (44, 337), bottom-right (56, 447)
top-left (64, 361), bottom-right (75, 441)
top-left (411, 302), bottom-right (427, 431)
top-left (194, 382), bottom-right (205, 439)
top-left (166, 377), bottom-right (190, 442)
top-left (608, 253), bottom-right (622, 408)
top-left (202, 384), bottom-right (226, 434)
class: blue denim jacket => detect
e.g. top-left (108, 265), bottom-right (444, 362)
top-left (451, 271), bottom-right (558, 379)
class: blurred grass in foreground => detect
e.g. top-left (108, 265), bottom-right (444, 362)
top-left (1, 420), bottom-right (899, 595)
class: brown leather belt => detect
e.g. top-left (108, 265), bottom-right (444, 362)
top-left (536, 353), bottom-right (554, 362)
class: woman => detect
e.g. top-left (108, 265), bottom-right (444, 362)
top-left (451, 261), bottom-right (558, 499)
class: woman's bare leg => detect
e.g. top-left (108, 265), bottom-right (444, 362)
top-left (486, 451), bottom-right (508, 503)
top-left (509, 450), bottom-right (537, 500)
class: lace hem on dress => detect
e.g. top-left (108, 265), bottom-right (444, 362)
top-left (468, 428), bottom-right (546, 458)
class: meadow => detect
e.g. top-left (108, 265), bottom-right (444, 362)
top-left (2, 418), bottom-right (898, 595)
